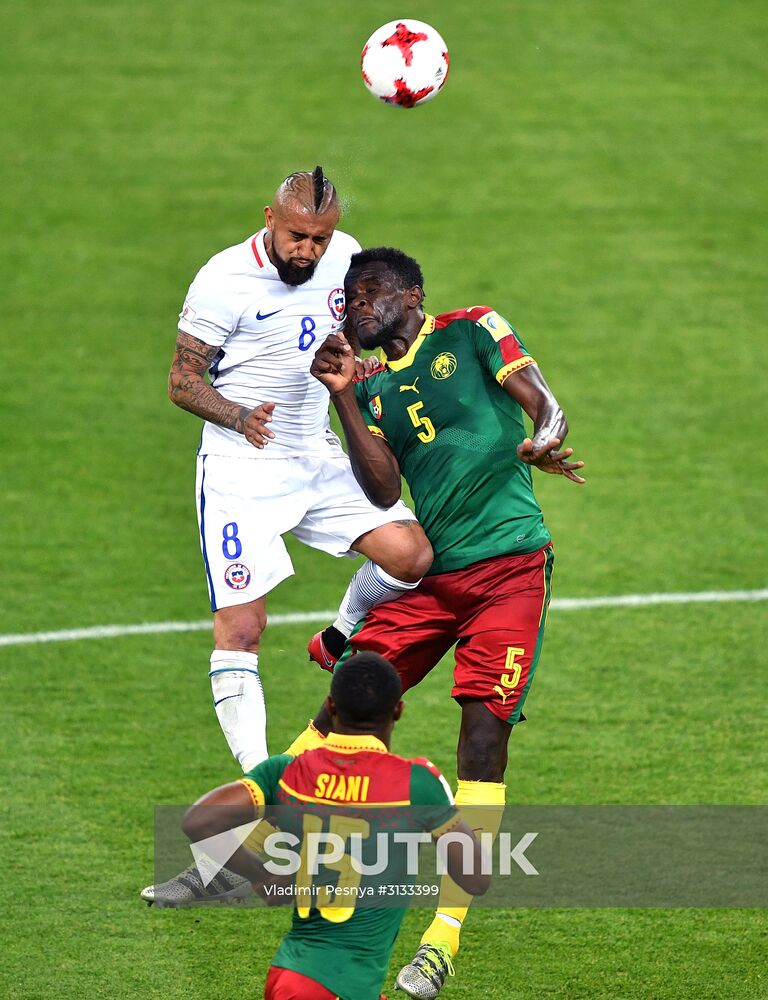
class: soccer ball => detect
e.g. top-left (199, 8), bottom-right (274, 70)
top-left (361, 20), bottom-right (450, 108)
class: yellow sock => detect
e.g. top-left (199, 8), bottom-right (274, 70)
top-left (243, 817), bottom-right (280, 855)
top-left (283, 721), bottom-right (327, 757)
top-left (420, 779), bottom-right (506, 956)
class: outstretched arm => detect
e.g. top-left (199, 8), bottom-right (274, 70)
top-left (503, 364), bottom-right (585, 483)
top-left (311, 333), bottom-right (402, 507)
top-left (181, 782), bottom-right (287, 901)
top-left (168, 331), bottom-right (277, 449)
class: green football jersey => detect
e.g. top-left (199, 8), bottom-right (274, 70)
top-left (241, 735), bottom-right (457, 1000)
top-left (354, 307), bottom-right (551, 575)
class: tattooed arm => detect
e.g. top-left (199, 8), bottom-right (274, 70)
top-left (168, 331), bottom-right (276, 449)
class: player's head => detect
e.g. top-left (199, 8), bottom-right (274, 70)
top-left (264, 166), bottom-right (341, 286)
top-left (326, 651), bottom-right (404, 741)
top-left (344, 247), bottom-right (425, 349)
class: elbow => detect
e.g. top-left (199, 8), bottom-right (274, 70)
top-left (361, 473), bottom-right (401, 510)
top-left (168, 373), bottom-right (192, 411)
top-left (181, 804), bottom-right (204, 841)
top-left (182, 803), bottom-right (224, 843)
top-left (371, 485), bottom-right (401, 509)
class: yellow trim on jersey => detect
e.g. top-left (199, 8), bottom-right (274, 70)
top-left (238, 777), bottom-right (266, 810)
top-left (431, 815), bottom-right (463, 839)
top-left (383, 314), bottom-right (436, 372)
top-left (324, 731), bottom-right (389, 753)
top-left (367, 425), bottom-right (387, 440)
top-left (278, 778), bottom-right (410, 807)
top-left (496, 355), bottom-right (536, 385)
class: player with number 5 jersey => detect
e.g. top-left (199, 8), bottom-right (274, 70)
top-left (143, 173), bottom-right (433, 908)
top-left (305, 246), bottom-right (584, 997)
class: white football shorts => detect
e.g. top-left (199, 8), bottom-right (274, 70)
top-left (195, 450), bottom-right (417, 610)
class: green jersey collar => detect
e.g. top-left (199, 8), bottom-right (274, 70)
top-left (382, 313), bottom-right (435, 372)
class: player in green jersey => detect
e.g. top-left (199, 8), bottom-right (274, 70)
top-left (182, 651), bottom-right (489, 1000)
top-left (297, 247), bottom-right (583, 997)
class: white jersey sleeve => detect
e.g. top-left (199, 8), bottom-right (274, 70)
top-left (178, 264), bottom-right (237, 346)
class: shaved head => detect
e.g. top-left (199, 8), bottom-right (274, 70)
top-left (271, 166), bottom-right (339, 220)
top-left (263, 166), bottom-right (341, 285)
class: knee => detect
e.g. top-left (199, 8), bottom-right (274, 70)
top-left (383, 529), bottom-right (433, 583)
top-left (409, 534), bottom-right (434, 580)
top-left (213, 606), bottom-right (267, 652)
top-left (457, 726), bottom-right (508, 783)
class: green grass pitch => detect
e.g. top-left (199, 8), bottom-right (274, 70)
top-left (1, 1), bottom-right (766, 997)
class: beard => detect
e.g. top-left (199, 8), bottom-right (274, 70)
top-left (274, 253), bottom-right (317, 286)
top-left (355, 313), bottom-right (402, 350)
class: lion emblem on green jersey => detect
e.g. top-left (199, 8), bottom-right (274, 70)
top-left (430, 352), bottom-right (457, 380)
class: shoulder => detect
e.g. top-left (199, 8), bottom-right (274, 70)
top-left (244, 752), bottom-right (293, 786)
top-left (434, 305), bottom-right (495, 329)
top-left (329, 229), bottom-right (362, 256)
top-left (319, 230), bottom-right (362, 271)
top-left (436, 306), bottom-right (526, 356)
top-left (410, 755), bottom-right (449, 781)
top-left (409, 756), bottom-right (455, 805)
top-left (189, 237), bottom-right (258, 286)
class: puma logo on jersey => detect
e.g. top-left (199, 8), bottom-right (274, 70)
top-left (256, 308), bottom-right (282, 320)
top-left (399, 377), bottom-right (420, 394)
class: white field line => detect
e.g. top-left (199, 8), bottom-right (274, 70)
top-left (0, 589), bottom-right (766, 649)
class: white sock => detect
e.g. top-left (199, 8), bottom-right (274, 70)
top-left (333, 561), bottom-right (421, 636)
top-left (209, 650), bottom-right (267, 772)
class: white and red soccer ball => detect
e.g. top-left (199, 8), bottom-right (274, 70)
top-left (361, 20), bottom-right (450, 108)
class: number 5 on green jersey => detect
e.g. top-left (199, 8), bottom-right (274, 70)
top-left (406, 401), bottom-right (436, 443)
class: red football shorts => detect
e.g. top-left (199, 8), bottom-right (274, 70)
top-left (264, 965), bottom-right (387, 1000)
top-left (264, 966), bottom-right (334, 999)
top-left (347, 544), bottom-right (554, 724)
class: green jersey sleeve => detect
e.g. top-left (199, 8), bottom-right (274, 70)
top-left (354, 377), bottom-right (388, 440)
top-left (409, 758), bottom-right (460, 836)
top-left (466, 308), bottom-right (537, 387)
top-left (239, 753), bottom-right (293, 809)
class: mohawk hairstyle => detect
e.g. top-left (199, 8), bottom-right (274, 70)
top-left (330, 652), bottom-right (402, 727)
top-left (348, 247), bottom-right (425, 294)
top-left (276, 167), bottom-right (338, 215)
top-left (312, 165), bottom-right (325, 211)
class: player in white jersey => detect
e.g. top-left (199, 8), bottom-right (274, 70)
top-left (168, 167), bottom-right (431, 765)
top-left (140, 170), bottom-right (431, 905)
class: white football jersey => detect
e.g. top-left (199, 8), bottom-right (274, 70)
top-left (178, 228), bottom-right (361, 457)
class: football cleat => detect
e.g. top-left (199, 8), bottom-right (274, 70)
top-left (307, 631), bottom-right (338, 673)
top-left (140, 863), bottom-right (253, 908)
top-left (395, 942), bottom-right (455, 998)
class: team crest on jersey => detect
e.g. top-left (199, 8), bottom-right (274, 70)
top-left (224, 563), bottom-right (251, 590)
top-left (328, 288), bottom-right (345, 321)
top-left (477, 310), bottom-right (514, 342)
top-left (369, 395), bottom-right (383, 420)
top-left (431, 352), bottom-right (457, 380)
